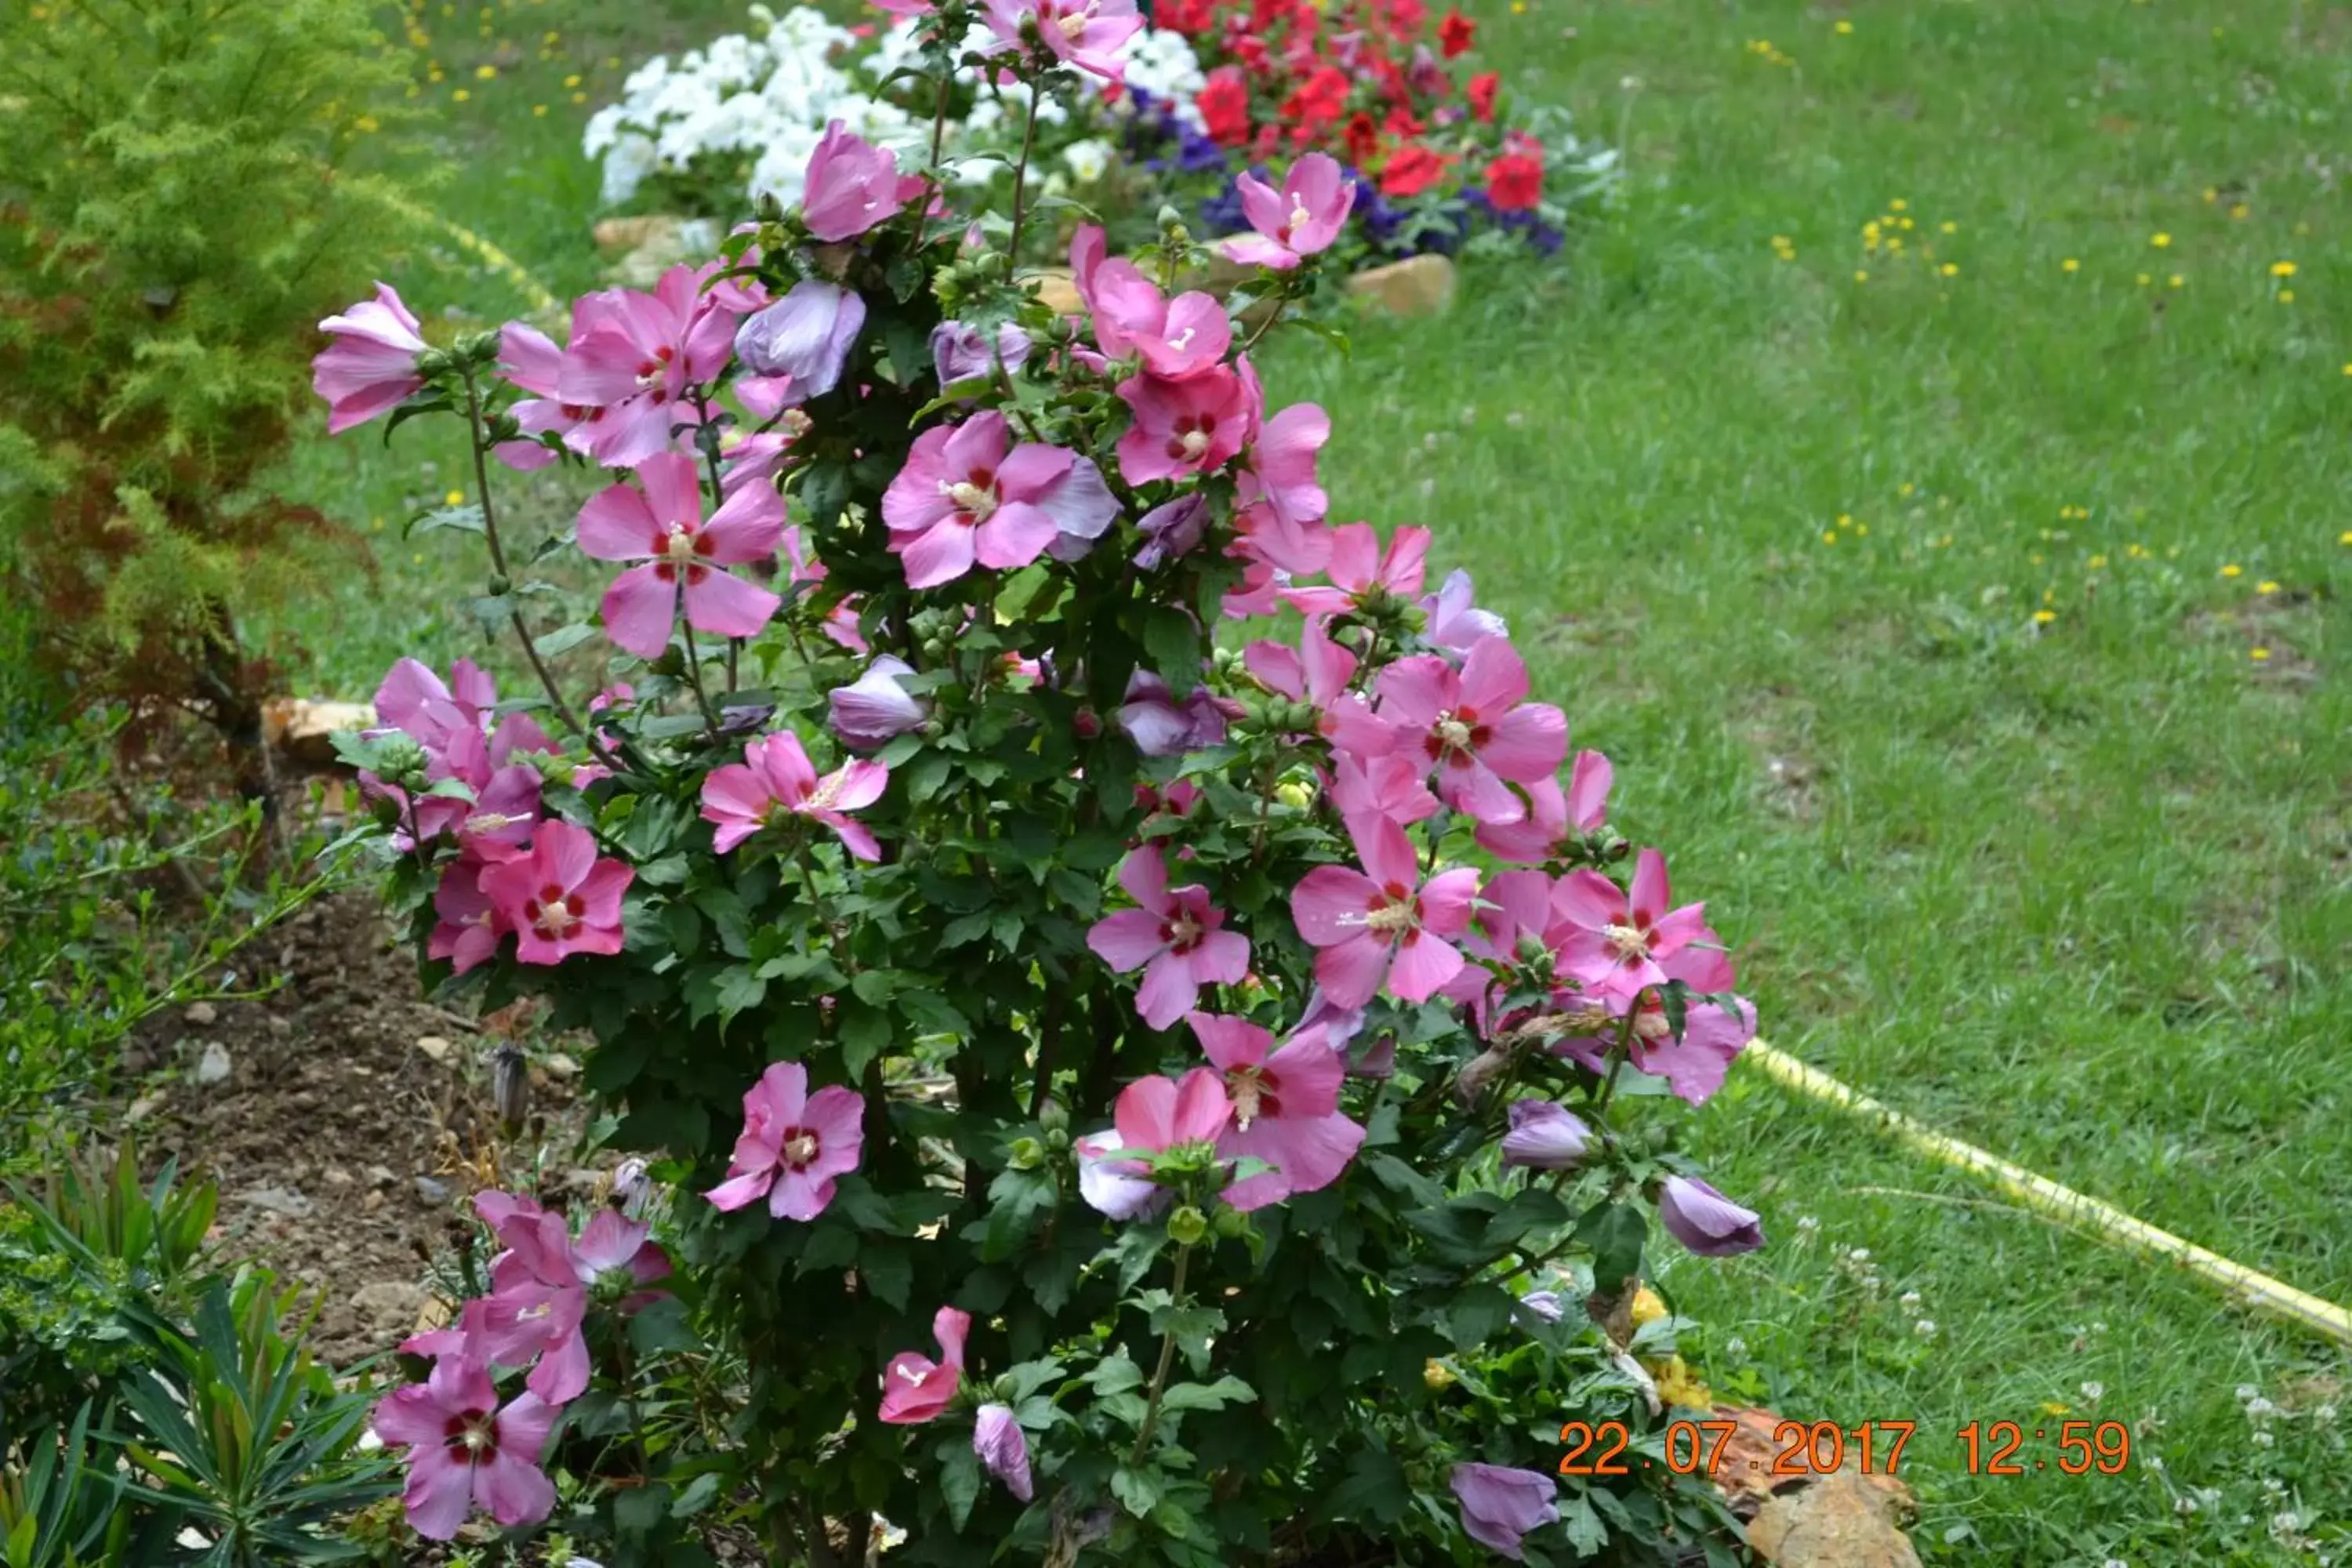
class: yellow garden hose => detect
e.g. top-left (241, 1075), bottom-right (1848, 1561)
top-left (1740, 1039), bottom-right (2352, 1348)
top-left (376, 188), bottom-right (565, 317)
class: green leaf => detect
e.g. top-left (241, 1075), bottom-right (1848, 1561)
top-left (614, 1479), bottom-right (670, 1538)
top-left (532, 622), bottom-right (597, 657)
top-left (671, 1471), bottom-right (724, 1520)
top-left (839, 999), bottom-right (892, 1078)
top-left (1559, 1493), bottom-right (1607, 1555)
top-left (1443, 1283), bottom-right (1515, 1350)
top-left (1319, 1446), bottom-right (1408, 1525)
top-left (939, 1440), bottom-right (983, 1531)
top-left (1088, 1353), bottom-right (1145, 1396)
top-left (1110, 1465), bottom-right (1163, 1519)
top-left (1577, 1200), bottom-right (1648, 1294)
top-left (862, 1244), bottom-right (913, 1312)
top-left (1156, 1375), bottom-right (1255, 1414)
top-left (993, 564), bottom-right (1054, 622)
top-left (713, 965), bottom-right (766, 1019)
top-left (1141, 604), bottom-right (1201, 683)
top-left (405, 502), bottom-right (485, 539)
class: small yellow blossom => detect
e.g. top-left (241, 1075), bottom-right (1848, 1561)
top-left (1898, 483), bottom-right (1915, 497)
top-left (2278, 289), bottom-right (2296, 304)
top-left (2042, 1402), bottom-right (2073, 1417)
top-left (1424, 1359), bottom-right (1457, 1390)
top-left (1853, 270), bottom-right (1869, 284)
top-left (2033, 609), bottom-right (2056, 624)
top-left (2342, 530), bottom-right (2352, 544)
top-left (475, 62), bottom-right (497, 78)
top-left (1632, 1288), bottom-right (1668, 1327)
top-left (1821, 529), bottom-right (1838, 545)
top-left (445, 489), bottom-right (466, 507)
top-left (1856, 522), bottom-right (1870, 536)
top-left (2230, 203), bottom-right (2250, 220)
top-left (1652, 1356), bottom-right (1713, 1411)
top-left (2150, 232), bottom-right (2171, 249)
top-left (2220, 563), bottom-right (2242, 577)
top-left (1835, 18), bottom-right (1853, 33)
top-left (1837, 513), bottom-right (1853, 527)
top-left (1940, 262), bottom-right (1958, 277)
top-left (1889, 198), bottom-right (1908, 212)
top-left (2249, 648), bottom-right (2271, 662)
top-left (532, 103), bottom-right (548, 116)
top-left (2270, 260), bottom-right (2298, 278)
top-left (1940, 220), bottom-right (1958, 234)
top-left (452, 87), bottom-right (470, 100)
top-left (564, 72), bottom-right (583, 86)
top-left (2088, 554), bottom-right (2108, 568)
top-left (2061, 257), bottom-right (2080, 273)
top-left (2202, 187), bottom-right (2218, 203)
top-left (355, 114), bottom-right (380, 133)
top-left (2136, 272), bottom-right (2152, 286)
top-left (2256, 579), bottom-right (2280, 594)
top-left (2169, 274), bottom-right (2183, 289)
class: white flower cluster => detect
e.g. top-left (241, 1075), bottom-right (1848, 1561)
top-left (583, 2), bottom-right (1209, 213)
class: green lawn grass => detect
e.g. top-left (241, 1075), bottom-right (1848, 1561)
top-left (274, 0), bottom-right (2350, 1559)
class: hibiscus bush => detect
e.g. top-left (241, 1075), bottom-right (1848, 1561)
top-left (328, 3), bottom-right (1757, 1563)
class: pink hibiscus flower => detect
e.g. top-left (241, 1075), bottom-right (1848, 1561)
top-left (706, 1061), bottom-right (866, 1221)
top-left (1115, 366), bottom-right (1251, 485)
top-left (479, 821), bottom-right (633, 964)
top-left (493, 320), bottom-right (602, 469)
top-left (1077, 260), bottom-right (1232, 378)
top-left (1328, 751), bottom-right (1440, 827)
top-left (467, 1195), bottom-right (672, 1403)
top-left (1282, 521), bottom-right (1432, 617)
top-left (577, 450), bottom-right (784, 659)
top-left (1243, 617), bottom-right (1396, 757)
top-left (1290, 814), bottom-right (1480, 1007)
top-left (801, 121), bottom-right (927, 242)
top-left (1375, 637), bottom-right (1566, 826)
top-left (1075, 1066), bottom-right (1236, 1218)
top-left (426, 846), bottom-right (522, 975)
top-left (700, 731), bottom-right (889, 859)
top-left (1475, 750), bottom-right (1613, 864)
top-left (984, 0), bottom-right (1144, 80)
top-left (1548, 848), bottom-right (1710, 1000)
top-left (1555, 990), bottom-right (1756, 1106)
top-left (372, 1352), bottom-right (558, 1541)
top-left (1087, 846), bottom-right (1251, 1028)
top-left (1189, 1014), bottom-right (1365, 1211)
top-left (882, 412), bottom-right (1120, 589)
top-left (1218, 154), bottom-right (1358, 270)
top-left (557, 266), bottom-right (739, 468)
top-left (880, 1305), bottom-right (970, 1424)
top-left (314, 282), bottom-right (428, 434)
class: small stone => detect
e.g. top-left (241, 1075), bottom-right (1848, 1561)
top-left (1345, 253), bottom-right (1458, 317)
top-left (366, 1164), bottom-right (398, 1189)
top-left (362, 1190), bottom-right (386, 1214)
top-left (125, 1095), bottom-right (163, 1125)
top-left (412, 1175), bottom-right (452, 1205)
top-left (414, 1034), bottom-right (453, 1065)
top-left (323, 1166), bottom-right (355, 1188)
top-left (348, 1280), bottom-right (429, 1336)
top-left (183, 1001), bottom-right (218, 1027)
top-left (194, 1041), bottom-right (233, 1087)
top-left (237, 1185), bottom-right (314, 1218)
top-left (543, 1051), bottom-right (579, 1081)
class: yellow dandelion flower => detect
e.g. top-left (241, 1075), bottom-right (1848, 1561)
top-left (2169, 274), bottom-right (2183, 289)
top-left (532, 103), bottom-right (548, 116)
top-left (2249, 648), bottom-right (2270, 662)
top-left (475, 62), bottom-right (496, 78)
top-left (543, 27), bottom-right (559, 41)
top-left (2230, 203), bottom-right (2249, 220)
top-left (2150, 232), bottom-right (2170, 249)
top-left (572, 91), bottom-right (587, 103)
top-left (1425, 1359), bottom-right (1457, 1390)
top-left (1856, 522), bottom-right (1870, 536)
top-left (2256, 579), bottom-right (2280, 594)
top-left (1888, 237), bottom-right (1904, 252)
top-left (564, 72), bottom-right (582, 86)
top-left (2088, 554), bottom-right (2108, 569)
top-left (1837, 513), bottom-right (1853, 527)
top-left (1821, 529), bottom-right (1839, 545)
top-left (2278, 289), bottom-right (2296, 303)
top-left (1853, 270), bottom-right (1869, 283)
top-left (2061, 257), bottom-right (2080, 273)
top-left (445, 489), bottom-right (465, 508)
top-left (2136, 272), bottom-right (2151, 286)
top-left (2220, 563), bottom-right (2242, 577)
top-left (2270, 260), bottom-right (2298, 278)
top-left (1889, 198), bottom-right (1908, 212)
top-left (452, 87), bottom-right (470, 100)
top-left (1899, 216), bottom-right (1915, 230)
top-left (1898, 483), bottom-right (1915, 498)
top-left (1940, 261), bottom-right (1958, 277)
top-left (2202, 187), bottom-right (2218, 203)
top-left (2032, 609), bottom-right (2056, 624)
top-left (1835, 18), bottom-right (1853, 33)
top-left (1940, 220), bottom-right (1958, 234)
top-left (2340, 530), bottom-right (2352, 544)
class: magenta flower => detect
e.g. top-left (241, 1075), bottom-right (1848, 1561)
top-left (1476, 750), bottom-right (1613, 864)
top-left (985, 0), bottom-right (1143, 80)
top-left (470, 1195), bottom-right (670, 1403)
top-left (1189, 1014), bottom-right (1365, 1211)
top-left (1243, 618), bottom-right (1396, 757)
top-left (1553, 991), bottom-right (1755, 1107)
top-left (1218, 154), bottom-right (1357, 270)
top-left (426, 847), bottom-right (521, 975)
top-left (1290, 815), bottom-right (1479, 1007)
top-left (931, 319), bottom-right (1032, 388)
top-left (1076, 1066), bottom-right (1234, 1218)
top-left (883, 412), bottom-right (1119, 588)
top-left (974, 1403), bottom-right (1034, 1501)
top-left (828, 655), bottom-right (928, 750)
top-left (1499, 1100), bottom-right (1591, 1171)
top-left (1087, 846), bottom-right (1250, 1029)
top-left (557, 267), bottom-right (739, 468)
top-left (492, 321), bottom-right (595, 469)
top-left (314, 283), bottom-right (428, 434)
top-left (372, 1352), bottom-right (558, 1541)
top-left (1080, 260), bottom-right (1232, 378)
top-left (1115, 366), bottom-right (1250, 485)
top-left (373, 655), bottom-right (494, 757)
top-left (880, 1305), bottom-right (970, 1424)
top-left (700, 731), bottom-right (889, 859)
top-left (362, 659), bottom-right (554, 850)
top-left (1548, 848), bottom-right (1709, 1000)
top-left (706, 1061), bottom-right (867, 1221)
top-left (802, 120), bottom-right (924, 241)
top-left (1328, 752), bottom-right (1440, 827)
top-left (733, 280), bottom-right (865, 403)
top-left (1283, 521), bottom-right (1432, 616)
top-left (1420, 568), bottom-right (1509, 652)
top-left (577, 450), bottom-right (783, 658)
top-left (1657, 1174), bottom-right (1764, 1256)
top-left (1235, 409), bottom-right (1330, 572)
top-left (479, 821), bottom-right (632, 964)
top-left (1449, 1464), bottom-right (1559, 1561)
top-left (1376, 638), bottom-right (1566, 826)
top-left (1135, 492), bottom-right (1210, 570)
top-left (1117, 670), bottom-right (1233, 757)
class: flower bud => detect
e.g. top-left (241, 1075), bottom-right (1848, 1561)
top-left (1036, 1098), bottom-right (1069, 1135)
top-left (1424, 1358), bottom-right (1457, 1390)
top-left (755, 191), bottom-right (786, 223)
top-left (1007, 1136), bottom-right (1044, 1171)
top-left (1274, 779), bottom-right (1314, 810)
top-left (490, 1043), bottom-right (530, 1127)
top-left (414, 347), bottom-right (454, 377)
top-left (1072, 706), bottom-right (1102, 740)
top-left (1043, 1126), bottom-right (1070, 1155)
top-left (1211, 1206), bottom-right (1250, 1240)
top-left (1167, 1205), bottom-right (1209, 1246)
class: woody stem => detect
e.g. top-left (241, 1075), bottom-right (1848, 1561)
top-left (1128, 1243), bottom-right (1192, 1464)
top-left (460, 368), bottom-right (587, 742)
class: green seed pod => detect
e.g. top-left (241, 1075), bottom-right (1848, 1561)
top-left (1007, 1137), bottom-right (1044, 1171)
top-left (1167, 1205), bottom-right (1209, 1247)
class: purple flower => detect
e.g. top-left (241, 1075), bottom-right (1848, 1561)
top-left (734, 281), bottom-right (864, 404)
top-left (1134, 493), bottom-right (1208, 570)
top-left (930, 320), bottom-right (1031, 390)
top-left (1419, 568), bottom-right (1509, 652)
top-left (1499, 1100), bottom-right (1591, 1171)
top-left (974, 1403), bottom-right (1034, 1501)
top-left (1117, 670), bottom-right (1232, 757)
top-left (1657, 1174), bottom-right (1764, 1257)
top-left (313, 282), bottom-right (427, 434)
top-left (801, 122), bottom-right (922, 242)
top-left (829, 655), bottom-right (928, 750)
top-left (1519, 1290), bottom-right (1566, 1323)
top-left (1449, 1464), bottom-right (1559, 1561)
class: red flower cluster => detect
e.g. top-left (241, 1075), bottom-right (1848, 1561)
top-left (1158, 0), bottom-right (1544, 208)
